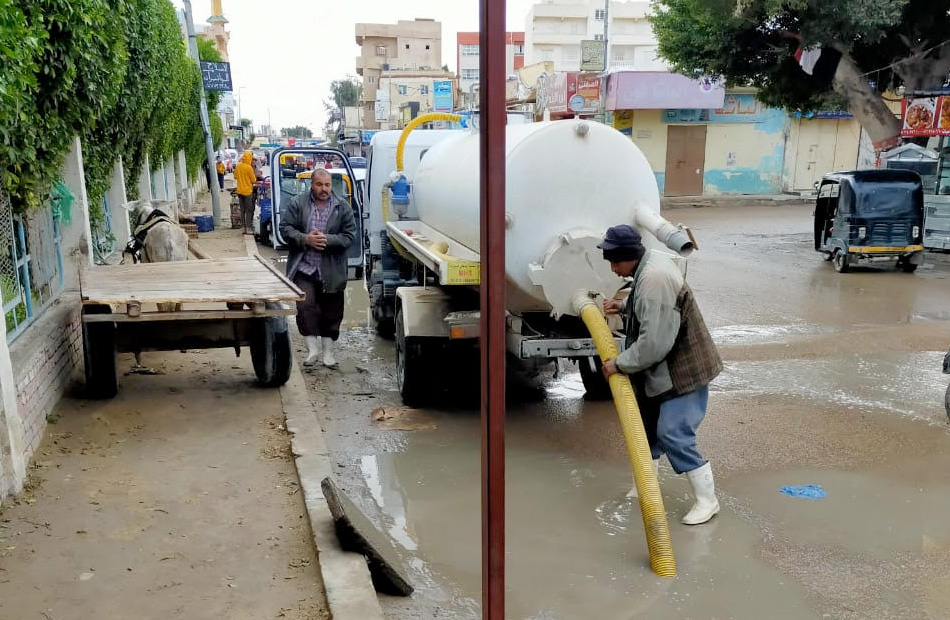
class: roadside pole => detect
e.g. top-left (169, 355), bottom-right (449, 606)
top-left (479, 0), bottom-right (506, 618)
top-left (183, 0), bottom-right (222, 227)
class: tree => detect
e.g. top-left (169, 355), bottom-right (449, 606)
top-left (280, 125), bottom-right (313, 139)
top-left (651, 0), bottom-right (950, 149)
top-left (239, 117), bottom-right (252, 128)
top-left (324, 77), bottom-right (362, 112)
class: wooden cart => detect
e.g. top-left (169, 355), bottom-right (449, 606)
top-left (79, 255), bottom-right (304, 398)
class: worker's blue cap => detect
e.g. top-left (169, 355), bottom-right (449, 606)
top-left (597, 225), bottom-right (643, 251)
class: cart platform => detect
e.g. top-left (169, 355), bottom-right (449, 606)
top-left (78, 256), bottom-right (304, 398)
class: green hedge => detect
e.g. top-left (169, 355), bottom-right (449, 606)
top-left (0, 0), bottom-right (221, 219)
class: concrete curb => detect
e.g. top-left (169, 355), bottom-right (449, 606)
top-left (662, 195), bottom-right (812, 209)
top-left (248, 234), bottom-right (383, 619)
top-left (280, 367), bottom-right (386, 620)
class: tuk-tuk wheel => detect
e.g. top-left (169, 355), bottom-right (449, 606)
top-left (898, 259), bottom-right (918, 273)
top-left (833, 251), bottom-right (850, 273)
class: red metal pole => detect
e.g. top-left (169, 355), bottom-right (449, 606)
top-left (479, 0), bottom-right (506, 618)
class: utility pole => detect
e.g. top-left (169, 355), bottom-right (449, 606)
top-left (183, 0), bottom-right (221, 226)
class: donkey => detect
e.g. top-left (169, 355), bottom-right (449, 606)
top-left (124, 201), bottom-right (190, 369)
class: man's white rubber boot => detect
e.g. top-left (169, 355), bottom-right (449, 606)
top-left (626, 458), bottom-right (661, 499)
top-left (303, 336), bottom-right (321, 367)
top-left (682, 462), bottom-right (720, 525)
top-left (322, 337), bottom-right (338, 369)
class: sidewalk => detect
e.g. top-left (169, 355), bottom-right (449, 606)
top-left (0, 230), bottom-right (330, 620)
top-left (662, 193), bottom-right (813, 209)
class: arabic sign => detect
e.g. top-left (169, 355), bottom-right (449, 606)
top-left (663, 93), bottom-right (770, 123)
top-left (375, 89), bottom-right (389, 122)
top-left (433, 80), bottom-right (454, 112)
top-left (199, 61), bottom-right (232, 92)
top-left (580, 40), bottom-right (605, 71)
top-left (901, 96), bottom-right (950, 137)
top-left (538, 73), bottom-right (601, 115)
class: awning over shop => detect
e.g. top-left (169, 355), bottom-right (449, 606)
top-left (605, 71), bottom-right (725, 111)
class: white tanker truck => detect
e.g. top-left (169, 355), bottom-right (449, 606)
top-left (363, 118), bottom-right (695, 405)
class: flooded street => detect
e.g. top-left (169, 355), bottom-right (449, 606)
top-left (292, 205), bottom-right (950, 619)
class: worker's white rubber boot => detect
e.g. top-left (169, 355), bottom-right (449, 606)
top-left (322, 337), bottom-right (338, 369)
top-left (682, 462), bottom-right (720, 525)
top-left (303, 336), bottom-right (321, 367)
top-left (626, 458), bottom-right (661, 499)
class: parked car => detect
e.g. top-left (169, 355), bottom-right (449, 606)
top-left (814, 170), bottom-right (925, 273)
top-left (348, 156), bottom-right (367, 169)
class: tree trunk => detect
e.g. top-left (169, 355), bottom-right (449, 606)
top-left (832, 53), bottom-right (902, 151)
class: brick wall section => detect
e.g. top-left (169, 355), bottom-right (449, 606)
top-left (9, 295), bottom-right (83, 466)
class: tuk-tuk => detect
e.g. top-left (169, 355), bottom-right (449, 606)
top-left (814, 170), bottom-right (925, 273)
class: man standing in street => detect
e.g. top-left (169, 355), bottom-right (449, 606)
top-left (279, 169), bottom-right (356, 369)
top-left (215, 156), bottom-right (225, 190)
top-left (234, 150), bottom-right (256, 234)
top-left (598, 225), bottom-right (723, 525)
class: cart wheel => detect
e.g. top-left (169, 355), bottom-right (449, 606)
top-left (395, 307), bottom-right (428, 406)
top-left (578, 356), bottom-right (612, 401)
top-left (82, 304), bottom-right (117, 399)
top-left (250, 305), bottom-right (292, 388)
top-left (945, 383), bottom-right (950, 423)
top-left (833, 251), bottom-right (850, 273)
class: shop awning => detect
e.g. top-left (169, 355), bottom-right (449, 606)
top-left (605, 71), bottom-right (725, 111)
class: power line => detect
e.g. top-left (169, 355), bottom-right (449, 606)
top-left (857, 38), bottom-right (950, 78)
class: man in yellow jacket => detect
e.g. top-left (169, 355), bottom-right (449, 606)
top-left (234, 150), bottom-right (257, 234)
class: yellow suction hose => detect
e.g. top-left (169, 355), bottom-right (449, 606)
top-left (395, 112), bottom-right (463, 173)
top-left (572, 291), bottom-right (677, 577)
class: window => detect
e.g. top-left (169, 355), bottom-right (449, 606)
top-left (405, 44), bottom-right (409, 50)
top-left (425, 44), bottom-right (430, 50)
top-left (562, 46), bottom-right (580, 62)
top-left (420, 84), bottom-right (429, 95)
top-left (594, 8), bottom-right (606, 19)
top-left (513, 44), bottom-right (524, 55)
top-left (3, 205), bottom-right (63, 343)
top-left (368, 76), bottom-right (375, 84)
top-left (397, 84), bottom-right (407, 95)
top-left (611, 48), bottom-right (625, 61)
top-left (539, 48), bottom-right (555, 61)
top-left (461, 68), bottom-right (479, 80)
top-left (461, 44), bottom-right (479, 56)
top-left (376, 45), bottom-right (386, 56)
top-left (594, 34), bottom-right (604, 41)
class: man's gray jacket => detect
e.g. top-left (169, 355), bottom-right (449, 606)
top-left (279, 190), bottom-right (356, 293)
top-left (616, 249), bottom-right (722, 400)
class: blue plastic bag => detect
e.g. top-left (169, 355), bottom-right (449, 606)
top-left (779, 484), bottom-right (826, 499)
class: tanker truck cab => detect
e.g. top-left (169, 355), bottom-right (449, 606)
top-left (364, 121), bottom-right (696, 406)
top-left (268, 147), bottom-right (365, 280)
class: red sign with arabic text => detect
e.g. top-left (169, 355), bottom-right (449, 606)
top-left (901, 96), bottom-right (950, 137)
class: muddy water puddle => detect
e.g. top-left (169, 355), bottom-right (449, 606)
top-left (714, 351), bottom-right (949, 425)
top-left (363, 421), bottom-right (821, 620)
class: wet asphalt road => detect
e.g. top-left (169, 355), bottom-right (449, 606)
top-left (285, 204), bottom-right (950, 620)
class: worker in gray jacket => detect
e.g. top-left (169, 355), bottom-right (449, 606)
top-left (599, 225), bottom-right (723, 525)
top-left (279, 169), bottom-right (357, 369)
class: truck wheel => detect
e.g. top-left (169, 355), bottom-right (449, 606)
top-left (371, 269), bottom-right (395, 339)
top-left (250, 307), bottom-right (292, 387)
top-left (578, 357), bottom-right (612, 401)
top-left (82, 304), bottom-right (118, 399)
top-left (833, 251), bottom-right (850, 273)
top-left (395, 307), bottom-right (428, 406)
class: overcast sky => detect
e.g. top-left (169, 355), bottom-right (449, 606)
top-left (177, 0), bottom-right (537, 134)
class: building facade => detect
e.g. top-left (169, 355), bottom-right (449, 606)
top-left (605, 74), bottom-right (863, 196)
top-left (456, 32), bottom-right (525, 107)
top-left (524, 0), bottom-right (667, 73)
top-left (355, 19), bottom-right (449, 129)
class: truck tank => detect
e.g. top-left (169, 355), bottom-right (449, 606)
top-left (409, 120), bottom-right (691, 317)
